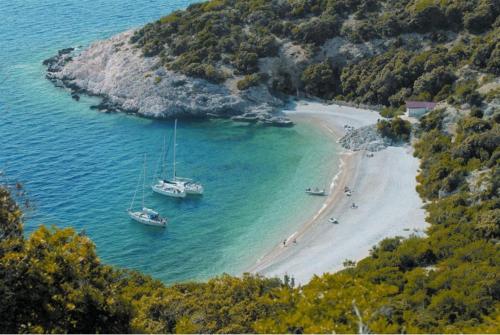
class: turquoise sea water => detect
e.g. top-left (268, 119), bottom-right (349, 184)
top-left (0, 1), bottom-right (338, 283)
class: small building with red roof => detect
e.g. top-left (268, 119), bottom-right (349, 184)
top-left (405, 101), bottom-right (437, 118)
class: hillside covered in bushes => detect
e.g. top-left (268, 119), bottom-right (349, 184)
top-left (4, 0), bottom-right (500, 333)
top-left (131, 0), bottom-right (499, 108)
top-left (1, 106), bottom-right (499, 333)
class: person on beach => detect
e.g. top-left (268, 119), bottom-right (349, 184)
top-left (283, 239), bottom-right (286, 247)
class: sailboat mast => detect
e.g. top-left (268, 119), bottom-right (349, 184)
top-left (173, 119), bottom-right (177, 180)
top-left (162, 134), bottom-right (167, 179)
top-left (142, 153), bottom-right (146, 209)
top-left (129, 154), bottom-right (144, 211)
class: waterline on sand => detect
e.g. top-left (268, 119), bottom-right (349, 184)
top-left (250, 101), bottom-right (427, 284)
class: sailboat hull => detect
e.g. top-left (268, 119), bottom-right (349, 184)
top-left (183, 183), bottom-right (204, 195)
top-left (156, 120), bottom-right (204, 198)
top-left (175, 177), bottom-right (204, 195)
top-left (152, 183), bottom-right (186, 198)
top-left (128, 210), bottom-right (167, 227)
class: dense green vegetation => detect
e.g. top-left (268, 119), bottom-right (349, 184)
top-left (377, 118), bottom-right (412, 142)
top-left (2, 108), bottom-right (499, 333)
top-left (236, 73), bottom-right (267, 90)
top-left (131, 0), bottom-right (499, 108)
top-left (2, 0), bottom-right (499, 332)
top-left (0, 188), bottom-right (288, 333)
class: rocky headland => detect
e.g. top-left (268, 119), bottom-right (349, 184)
top-left (43, 31), bottom-right (291, 126)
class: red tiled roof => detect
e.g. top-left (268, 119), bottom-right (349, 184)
top-left (406, 101), bottom-right (437, 109)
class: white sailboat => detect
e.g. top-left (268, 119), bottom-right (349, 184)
top-left (152, 119), bottom-right (203, 197)
top-left (128, 154), bottom-right (167, 227)
top-left (152, 122), bottom-right (186, 198)
top-left (175, 176), bottom-right (204, 195)
top-left (152, 179), bottom-right (186, 198)
top-left (172, 119), bottom-right (204, 195)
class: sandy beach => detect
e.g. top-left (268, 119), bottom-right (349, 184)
top-left (249, 101), bottom-right (427, 284)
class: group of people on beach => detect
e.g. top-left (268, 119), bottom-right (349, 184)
top-left (345, 186), bottom-right (358, 209)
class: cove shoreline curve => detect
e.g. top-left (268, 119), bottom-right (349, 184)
top-left (248, 100), bottom-right (427, 284)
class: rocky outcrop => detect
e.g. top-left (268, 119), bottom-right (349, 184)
top-left (339, 125), bottom-right (392, 152)
top-left (44, 31), bottom-right (291, 124)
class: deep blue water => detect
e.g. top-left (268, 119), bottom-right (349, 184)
top-left (0, 0), bottom-right (338, 283)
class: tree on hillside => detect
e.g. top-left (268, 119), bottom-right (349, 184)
top-left (0, 187), bottom-right (134, 333)
top-left (301, 61), bottom-right (339, 99)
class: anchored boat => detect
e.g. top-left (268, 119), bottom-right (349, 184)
top-left (174, 177), bottom-right (204, 195)
top-left (152, 179), bottom-right (186, 198)
top-left (152, 119), bottom-right (203, 197)
top-left (128, 207), bottom-right (167, 227)
top-left (128, 154), bottom-right (167, 227)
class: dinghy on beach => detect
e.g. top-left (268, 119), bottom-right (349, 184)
top-left (305, 187), bottom-right (326, 196)
top-left (328, 217), bottom-right (339, 224)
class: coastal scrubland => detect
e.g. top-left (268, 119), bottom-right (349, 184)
top-left (2, 0), bottom-right (500, 333)
top-left (131, 0), bottom-right (499, 107)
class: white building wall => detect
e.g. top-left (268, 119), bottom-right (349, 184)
top-left (406, 107), bottom-right (428, 118)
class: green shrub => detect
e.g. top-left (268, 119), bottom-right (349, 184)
top-left (291, 15), bottom-right (342, 45)
top-left (232, 51), bottom-right (259, 74)
top-left (236, 73), bottom-right (266, 90)
top-left (301, 61), bottom-right (339, 98)
top-left (420, 108), bottom-right (446, 131)
top-left (453, 80), bottom-right (483, 107)
top-left (380, 106), bottom-right (405, 118)
top-left (412, 67), bottom-right (457, 99)
top-left (377, 117), bottom-right (412, 142)
top-left (183, 63), bottom-right (226, 83)
top-left (464, 0), bottom-right (497, 33)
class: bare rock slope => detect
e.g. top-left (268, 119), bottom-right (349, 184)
top-left (45, 31), bottom-right (287, 122)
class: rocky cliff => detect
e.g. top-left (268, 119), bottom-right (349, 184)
top-left (44, 31), bottom-right (290, 125)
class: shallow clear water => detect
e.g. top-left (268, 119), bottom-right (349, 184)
top-left (0, 0), bottom-right (338, 283)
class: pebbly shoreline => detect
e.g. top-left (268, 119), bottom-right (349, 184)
top-left (249, 101), bottom-right (427, 284)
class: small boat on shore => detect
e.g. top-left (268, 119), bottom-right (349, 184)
top-left (129, 154), bottom-right (167, 228)
top-left (305, 187), bottom-right (326, 196)
top-left (328, 217), bottom-right (339, 224)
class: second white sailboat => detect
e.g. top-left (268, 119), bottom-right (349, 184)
top-left (152, 119), bottom-right (203, 198)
